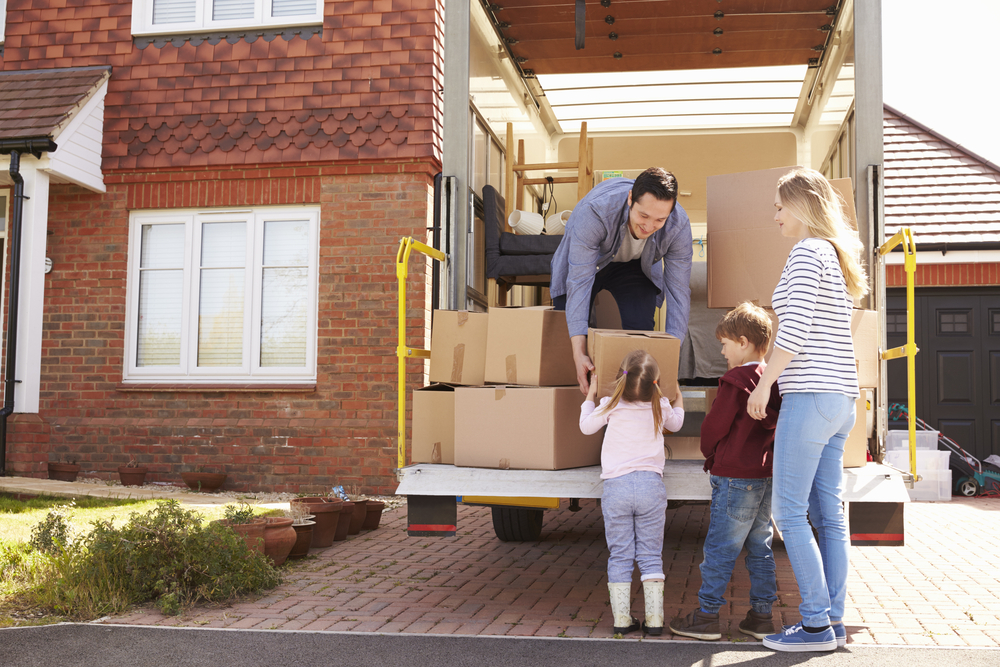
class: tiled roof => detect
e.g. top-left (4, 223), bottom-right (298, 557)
top-left (884, 104), bottom-right (1000, 246)
top-left (0, 66), bottom-right (111, 141)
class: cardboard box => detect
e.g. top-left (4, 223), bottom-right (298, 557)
top-left (851, 309), bottom-right (878, 388)
top-left (429, 310), bottom-right (489, 386)
top-left (707, 167), bottom-right (856, 308)
top-left (844, 389), bottom-right (873, 468)
top-left (484, 307), bottom-right (576, 386)
top-left (587, 329), bottom-right (681, 400)
top-left (664, 436), bottom-right (705, 461)
top-left (411, 384), bottom-right (455, 464)
top-left (454, 386), bottom-right (603, 470)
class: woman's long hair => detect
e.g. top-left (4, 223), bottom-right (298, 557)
top-left (594, 349), bottom-right (667, 434)
top-left (777, 168), bottom-right (870, 299)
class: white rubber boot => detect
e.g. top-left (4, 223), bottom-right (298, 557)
top-left (608, 582), bottom-right (640, 635)
top-left (642, 580), bottom-right (664, 635)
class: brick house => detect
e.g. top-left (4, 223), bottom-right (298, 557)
top-left (0, 0), bottom-right (443, 493)
top-left (883, 103), bottom-right (1000, 462)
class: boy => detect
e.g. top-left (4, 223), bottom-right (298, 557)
top-left (668, 302), bottom-right (782, 641)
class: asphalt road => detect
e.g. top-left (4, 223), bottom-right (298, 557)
top-left (1, 624), bottom-right (998, 667)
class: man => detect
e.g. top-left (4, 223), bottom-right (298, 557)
top-left (551, 167), bottom-right (693, 393)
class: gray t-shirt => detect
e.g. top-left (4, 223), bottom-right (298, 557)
top-left (613, 223), bottom-right (647, 262)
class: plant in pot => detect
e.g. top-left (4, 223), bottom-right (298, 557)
top-left (262, 514), bottom-right (297, 567)
top-left (218, 501), bottom-right (266, 554)
top-left (290, 496), bottom-right (342, 549)
top-left (117, 457), bottom-right (148, 487)
top-left (345, 486), bottom-right (369, 535)
top-left (47, 456), bottom-right (81, 482)
top-left (286, 503), bottom-right (315, 560)
top-left (180, 465), bottom-right (227, 493)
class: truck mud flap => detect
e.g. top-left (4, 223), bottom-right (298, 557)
top-left (848, 501), bottom-right (904, 546)
top-left (407, 495), bottom-right (457, 537)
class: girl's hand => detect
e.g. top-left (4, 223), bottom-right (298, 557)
top-left (671, 380), bottom-right (683, 409)
top-left (747, 383), bottom-right (769, 420)
top-left (586, 373), bottom-right (599, 402)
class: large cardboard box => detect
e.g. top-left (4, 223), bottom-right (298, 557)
top-left (411, 384), bottom-right (455, 464)
top-left (707, 167), bottom-right (856, 308)
top-left (844, 389), bottom-right (873, 468)
top-left (454, 386), bottom-right (603, 470)
top-left (484, 307), bottom-right (576, 386)
top-left (587, 329), bottom-right (681, 400)
top-left (664, 436), bottom-right (705, 461)
top-left (851, 309), bottom-right (878, 389)
top-left (429, 310), bottom-right (489, 386)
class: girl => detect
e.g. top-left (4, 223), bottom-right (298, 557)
top-left (580, 349), bottom-right (684, 636)
top-left (747, 168), bottom-right (869, 652)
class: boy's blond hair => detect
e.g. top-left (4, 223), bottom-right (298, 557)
top-left (715, 302), bottom-right (772, 353)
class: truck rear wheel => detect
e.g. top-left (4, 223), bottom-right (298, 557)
top-left (491, 507), bottom-right (544, 541)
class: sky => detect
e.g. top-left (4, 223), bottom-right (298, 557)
top-left (882, 0), bottom-right (1000, 165)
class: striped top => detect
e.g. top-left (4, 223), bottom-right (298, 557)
top-left (771, 237), bottom-right (859, 398)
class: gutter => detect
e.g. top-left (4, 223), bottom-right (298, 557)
top-left (0, 138), bottom-right (57, 475)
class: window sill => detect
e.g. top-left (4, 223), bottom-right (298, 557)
top-left (117, 383), bottom-right (317, 393)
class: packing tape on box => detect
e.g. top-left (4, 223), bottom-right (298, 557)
top-left (451, 344), bottom-right (465, 383)
top-left (505, 355), bottom-right (517, 384)
top-left (495, 388), bottom-right (505, 400)
top-left (499, 458), bottom-right (510, 470)
top-left (432, 443), bottom-right (442, 464)
top-left (457, 311), bottom-right (469, 325)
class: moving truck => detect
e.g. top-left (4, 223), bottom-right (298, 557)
top-left (396, 1), bottom-right (913, 542)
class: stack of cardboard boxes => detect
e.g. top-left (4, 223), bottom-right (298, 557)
top-left (412, 308), bottom-right (682, 471)
top-left (706, 167), bottom-right (878, 468)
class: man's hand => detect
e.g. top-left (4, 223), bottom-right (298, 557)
top-left (571, 335), bottom-right (594, 394)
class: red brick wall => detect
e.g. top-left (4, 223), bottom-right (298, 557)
top-left (886, 263), bottom-right (1000, 288)
top-left (1, 0), bottom-right (445, 169)
top-left (6, 161), bottom-right (434, 494)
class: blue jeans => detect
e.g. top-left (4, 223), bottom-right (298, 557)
top-left (771, 392), bottom-right (855, 628)
top-left (552, 259), bottom-right (658, 331)
top-left (602, 471), bottom-right (667, 583)
top-left (698, 476), bottom-right (777, 614)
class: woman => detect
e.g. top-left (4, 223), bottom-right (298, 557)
top-left (747, 168), bottom-right (868, 652)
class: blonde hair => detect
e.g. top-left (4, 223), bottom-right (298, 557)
top-left (777, 168), bottom-right (869, 299)
top-left (595, 349), bottom-right (667, 434)
top-left (716, 301), bottom-right (773, 352)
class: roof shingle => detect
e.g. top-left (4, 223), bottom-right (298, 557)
top-left (0, 66), bottom-right (111, 141)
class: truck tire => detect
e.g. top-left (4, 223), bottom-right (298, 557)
top-left (491, 507), bottom-right (544, 541)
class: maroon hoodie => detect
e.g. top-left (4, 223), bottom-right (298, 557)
top-left (700, 363), bottom-right (782, 479)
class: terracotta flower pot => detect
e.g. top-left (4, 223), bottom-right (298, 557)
top-left (291, 498), bottom-right (342, 548)
top-left (263, 517), bottom-right (297, 567)
top-left (118, 466), bottom-right (148, 487)
top-left (47, 462), bottom-right (81, 482)
top-left (288, 520), bottom-right (315, 559)
top-left (347, 499), bottom-right (368, 535)
top-left (219, 518), bottom-right (266, 554)
top-left (362, 500), bottom-right (385, 530)
top-left (334, 501), bottom-right (354, 541)
top-left (180, 471), bottom-right (227, 493)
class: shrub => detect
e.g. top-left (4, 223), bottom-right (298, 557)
top-left (18, 500), bottom-right (280, 619)
top-left (28, 504), bottom-right (75, 555)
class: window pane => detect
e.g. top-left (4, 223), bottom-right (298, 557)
top-left (272, 0), bottom-right (316, 17)
top-left (153, 0), bottom-right (196, 24)
top-left (260, 220), bottom-right (309, 367)
top-left (140, 224), bottom-right (184, 269)
top-left (137, 271), bottom-right (183, 366)
top-left (137, 224), bottom-right (185, 367)
top-left (213, 0), bottom-right (254, 20)
top-left (198, 222), bottom-right (246, 367)
top-left (198, 268), bottom-right (245, 366)
top-left (260, 268), bottom-right (308, 366)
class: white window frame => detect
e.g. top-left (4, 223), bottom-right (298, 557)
top-left (131, 0), bottom-right (322, 37)
top-left (0, 2), bottom-right (6, 45)
top-left (124, 206), bottom-right (320, 384)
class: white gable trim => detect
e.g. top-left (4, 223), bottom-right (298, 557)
top-left (35, 77), bottom-right (108, 194)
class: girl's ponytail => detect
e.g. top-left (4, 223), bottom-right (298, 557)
top-left (595, 349), bottom-right (665, 435)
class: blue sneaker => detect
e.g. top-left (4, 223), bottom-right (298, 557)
top-left (783, 622), bottom-right (846, 647)
top-left (763, 623), bottom-right (837, 652)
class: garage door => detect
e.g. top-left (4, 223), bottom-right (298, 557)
top-left (887, 288), bottom-right (1000, 462)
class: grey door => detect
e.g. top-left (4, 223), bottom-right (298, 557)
top-left (887, 288), bottom-right (1000, 462)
